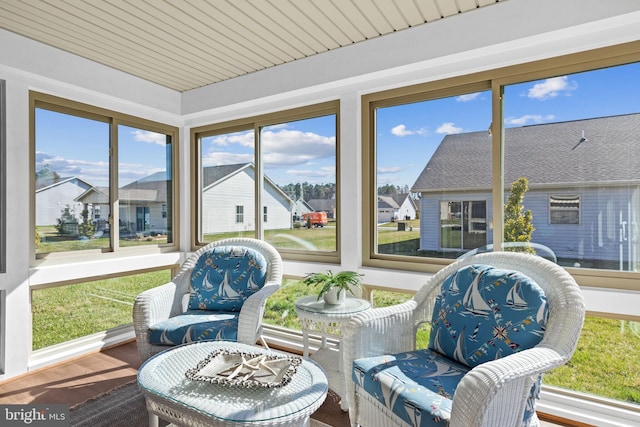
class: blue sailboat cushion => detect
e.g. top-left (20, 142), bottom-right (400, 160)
top-left (188, 245), bottom-right (268, 312)
top-left (352, 348), bottom-right (470, 427)
top-left (429, 264), bottom-right (548, 368)
top-left (148, 310), bottom-right (239, 345)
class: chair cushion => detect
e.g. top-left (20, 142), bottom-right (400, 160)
top-left (352, 348), bottom-right (470, 427)
top-left (429, 264), bottom-right (548, 368)
top-left (147, 310), bottom-right (239, 345)
top-left (188, 245), bottom-right (268, 311)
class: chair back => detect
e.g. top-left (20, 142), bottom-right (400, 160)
top-left (428, 263), bottom-right (548, 367)
top-left (188, 245), bottom-right (269, 312)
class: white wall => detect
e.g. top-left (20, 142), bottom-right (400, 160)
top-left (0, 0), bottom-right (639, 384)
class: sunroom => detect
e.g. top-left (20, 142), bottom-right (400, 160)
top-left (1, 1), bottom-right (639, 426)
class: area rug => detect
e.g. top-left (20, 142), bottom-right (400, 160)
top-left (69, 380), bottom-right (332, 427)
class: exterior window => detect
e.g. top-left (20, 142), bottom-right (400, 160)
top-left (236, 205), bottom-right (244, 223)
top-left (193, 101), bottom-right (338, 260)
top-left (440, 201), bottom-right (487, 250)
top-left (118, 124), bottom-right (173, 247)
top-left (504, 62), bottom-right (640, 271)
top-left (32, 93), bottom-right (177, 259)
top-left (549, 195), bottom-right (580, 224)
top-left (32, 269), bottom-right (171, 350)
top-left (369, 86), bottom-right (491, 260)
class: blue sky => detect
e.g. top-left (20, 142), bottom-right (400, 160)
top-left (36, 62), bottom-right (639, 191)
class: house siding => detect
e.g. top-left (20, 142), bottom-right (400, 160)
top-left (202, 167), bottom-right (292, 234)
top-left (419, 187), bottom-right (640, 267)
top-left (36, 179), bottom-right (92, 226)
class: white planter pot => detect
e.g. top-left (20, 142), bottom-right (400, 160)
top-left (323, 288), bottom-right (346, 305)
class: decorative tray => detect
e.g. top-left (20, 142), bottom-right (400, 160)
top-left (185, 349), bottom-right (302, 388)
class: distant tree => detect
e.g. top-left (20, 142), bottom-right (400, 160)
top-left (504, 177), bottom-right (535, 250)
top-left (378, 184), bottom-right (397, 195)
top-left (35, 164), bottom-right (60, 186)
top-left (78, 207), bottom-right (95, 238)
top-left (56, 205), bottom-right (78, 235)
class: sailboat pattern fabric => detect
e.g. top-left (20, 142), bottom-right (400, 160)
top-left (188, 245), bottom-right (268, 311)
top-left (352, 263), bottom-right (548, 427)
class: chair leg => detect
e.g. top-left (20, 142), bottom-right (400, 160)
top-left (259, 335), bottom-right (270, 349)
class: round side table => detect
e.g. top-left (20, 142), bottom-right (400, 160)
top-left (294, 295), bottom-right (371, 411)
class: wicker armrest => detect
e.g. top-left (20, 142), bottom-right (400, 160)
top-left (450, 346), bottom-right (565, 427)
top-left (237, 281), bottom-right (280, 344)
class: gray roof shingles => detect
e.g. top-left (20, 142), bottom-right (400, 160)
top-left (412, 113), bottom-right (640, 192)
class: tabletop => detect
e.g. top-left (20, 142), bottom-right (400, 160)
top-left (295, 295), bottom-right (371, 316)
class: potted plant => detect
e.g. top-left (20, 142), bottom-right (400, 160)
top-left (302, 270), bottom-right (364, 305)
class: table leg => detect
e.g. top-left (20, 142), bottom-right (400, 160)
top-left (302, 330), bottom-right (310, 358)
top-left (148, 412), bottom-right (159, 427)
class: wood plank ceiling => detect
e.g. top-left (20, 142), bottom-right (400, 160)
top-left (0, 0), bottom-right (504, 92)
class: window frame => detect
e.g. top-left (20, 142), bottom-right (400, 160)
top-left (362, 41), bottom-right (640, 291)
top-left (29, 92), bottom-right (180, 266)
top-left (191, 101), bottom-right (340, 263)
top-left (0, 80), bottom-right (5, 274)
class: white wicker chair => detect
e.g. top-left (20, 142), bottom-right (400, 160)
top-left (343, 252), bottom-right (585, 427)
top-left (133, 238), bottom-right (283, 362)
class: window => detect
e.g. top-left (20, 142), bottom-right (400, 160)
top-left (503, 62), bottom-right (640, 271)
top-left (31, 269), bottom-right (172, 350)
top-left (193, 101), bottom-right (338, 260)
top-left (235, 205), bottom-right (244, 224)
top-left (366, 85), bottom-right (491, 261)
top-left (31, 92), bottom-right (178, 260)
top-left (440, 200), bottom-right (487, 250)
top-left (365, 50), bottom-right (640, 276)
top-left (549, 195), bottom-right (580, 224)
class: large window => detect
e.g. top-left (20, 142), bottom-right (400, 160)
top-left (193, 102), bottom-right (338, 260)
top-left (368, 86), bottom-right (491, 261)
top-left (32, 93), bottom-right (178, 260)
top-left (504, 62), bottom-right (640, 271)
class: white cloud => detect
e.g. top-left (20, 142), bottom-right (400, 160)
top-left (527, 76), bottom-right (577, 100)
top-left (391, 124), bottom-right (427, 137)
top-left (391, 124), bottom-right (413, 136)
top-left (436, 122), bottom-right (463, 134)
top-left (377, 166), bottom-right (402, 174)
top-left (285, 166), bottom-right (335, 179)
top-left (456, 92), bottom-right (481, 102)
top-left (505, 114), bottom-right (555, 126)
top-left (202, 128), bottom-right (335, 169)
top-left (132, 130), bottom-right (166, 146)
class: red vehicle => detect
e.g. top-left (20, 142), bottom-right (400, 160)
top-left (302, 212), bottom-right (328, 228)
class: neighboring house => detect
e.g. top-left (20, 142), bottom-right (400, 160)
top-left (75, 186), bottom-right (110, 232)
top-left (412, 113), bottom-right (640, 268)
top-left (35, 176), bottom-right (94, 226)
top-left (292, 198), bottom-right (313, 221)
top-left (307, 198), bottom-right (336, 219)
top-left (201, 163), bottom-right (293, 234)
top-left (119, 172), bottom-right (170, 235)
top-left (378, 193), bottom-right (418, 223)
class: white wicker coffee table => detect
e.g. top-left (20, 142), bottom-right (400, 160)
top-left (137, 341), bottom-right (328, 427)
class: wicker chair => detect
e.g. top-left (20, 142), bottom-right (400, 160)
top-left (343, 252), bottom-right (585, 427)
top-left (133, 238), bottom-right (283, 362)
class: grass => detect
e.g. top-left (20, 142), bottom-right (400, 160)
top-left (31, 270), bottom-right (171, 349)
